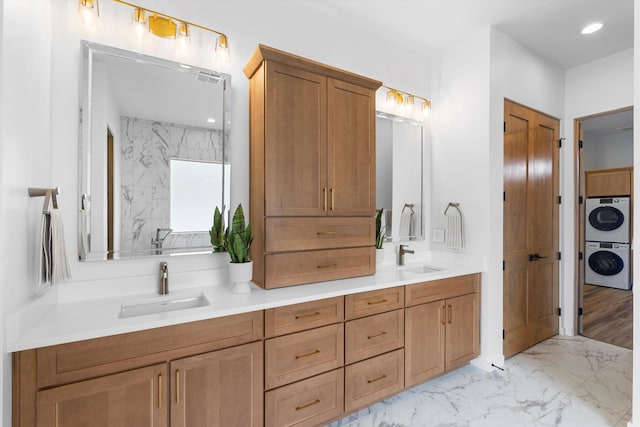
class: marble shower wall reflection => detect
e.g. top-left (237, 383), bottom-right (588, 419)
top-left (120, 117), bottom-right (226, 254)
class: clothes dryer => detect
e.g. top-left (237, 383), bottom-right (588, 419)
top-left (585, 241), bottom-right (631, 290)
top-left (585, 197), bottom-right (630, 243)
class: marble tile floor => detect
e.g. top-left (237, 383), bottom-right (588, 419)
top-left (329, 336), bottom-right (632, 427)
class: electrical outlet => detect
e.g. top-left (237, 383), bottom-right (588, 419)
top-left (432, 228), bottom-right (445, 243)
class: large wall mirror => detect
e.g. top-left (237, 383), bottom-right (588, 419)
top-left (79, 41), bottom-right (231, 261)
top-left (376, 112), bottom-right (424, 242)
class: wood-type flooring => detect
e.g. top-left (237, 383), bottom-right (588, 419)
top-left (581, 283), bottom-right (633, 349)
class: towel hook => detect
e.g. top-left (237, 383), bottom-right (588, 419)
top-left (402, 203), bottom-right (415, 215)
top-left (28, 187), bottom-right (60, 212)
top-left (444, 202), bottom-right (461, 215)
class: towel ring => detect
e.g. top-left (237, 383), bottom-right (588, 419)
top-left (444, 202), bottom-right (461, 216)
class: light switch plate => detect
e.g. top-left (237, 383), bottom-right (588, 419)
top-left (432, 228), bottom-right (445, 243)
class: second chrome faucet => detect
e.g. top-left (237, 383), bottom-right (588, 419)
top-left (397, 244), bottom-right (414, 266)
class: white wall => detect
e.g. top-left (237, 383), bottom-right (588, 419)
top-left (582, 129), bottom-right (633, 170)
top-left (563, 48), bottom-right (634, 337)
top-left (430, 27), bottom-right (494, 365)
top-left (1, 0), bottom-right (432, 420)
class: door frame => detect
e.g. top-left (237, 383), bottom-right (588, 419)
top-left (573, 106), bottom-right (634, 334)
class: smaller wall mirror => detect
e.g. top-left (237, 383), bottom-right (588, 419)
top-left (79, 41), bottom-right (231, 261)
top-left (376, 112), bottom-right (425, 242)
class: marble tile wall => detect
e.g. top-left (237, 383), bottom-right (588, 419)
top-left (120, 117), bottom-right (226, 255)
top-left (330, 336), bottom-right (632, 427)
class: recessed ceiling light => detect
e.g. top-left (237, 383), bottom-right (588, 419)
top-left (581, 22), bottom-right (603, 35)
top-left (207, 118), bottom-right (216, 123)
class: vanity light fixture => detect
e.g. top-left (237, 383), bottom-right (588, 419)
top-left (581, 22), bottom-right (603, 34)
top-left (133, 8), bottom-right (146, 39)
top-left (110, 0), bottom-right (230, 59)
top-left (384, 86), bottom-right (431, 115)
top-left (79, 0), bottom-right (99, 23)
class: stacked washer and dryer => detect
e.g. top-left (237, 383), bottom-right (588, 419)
top-left (585, 197), bottom-right (632, 290)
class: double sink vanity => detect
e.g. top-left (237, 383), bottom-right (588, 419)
top-left (11, 42), bottom-right (481, 427)
top-left (11, 259), bottom-right (481, 427)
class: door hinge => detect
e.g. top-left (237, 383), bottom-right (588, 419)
top-left (502, 260), bottom-right (505, 271)
top-left (558, 196), bottom-right (562, 204)
top-left (503, 121), bottom-right (506, 133)
top-left (579, 196), bottom-right (584, 205)
top-left (579, 251), bottom-right (583, 260)
top-left (79, 108), bottom-right (83, 124)
top-left (578, 307), bottom-right (584, 316)
top-left (558, 252), bottom-right (562, 261)
top-left (502, 329), bottom-right (506, 340)
top-left (557, 307), bottom-right (562, 316)
top-left (579, 140), bottom-right (583, 149)
top-left (558, 137), bottom-right (564, 148)
top-left (503, 191), bottom-right (506, 202)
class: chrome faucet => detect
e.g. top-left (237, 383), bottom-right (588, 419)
top-left (397, 244), bottom-right (415, 266)
top-left (159, 262), bottom-right (169, 295)
top-left (152, 228), bottom-right (173, 255)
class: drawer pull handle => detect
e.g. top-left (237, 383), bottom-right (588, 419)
top-left (295, 349), bottom-right (320, 359)
top-left (317, 263), bottom-right (337, 269)
top-left (317, 231), bottom-right (337, 235)
top-left (367, 299), bottom-right (388, 305)
top-left (367, 374), bottom-right (387, 384)
top-left (367, 331), bottom-right (387, 340)
top-left (295, 311), bottom-right (321, 320)
top-left (296, 399), bottom-right (320, 411)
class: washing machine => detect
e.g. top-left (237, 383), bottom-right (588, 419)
top-left (585, 197), bottom-right (630, 243)
top-left (585, 241), bottom-right (631, 290)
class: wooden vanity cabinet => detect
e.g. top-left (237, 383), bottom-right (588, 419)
top-left (244, 45), bottom-right (381, 289)
top-left (13, 312), bottom-right (264, 427)
top-left (404, 274), bottom-right (480, 388)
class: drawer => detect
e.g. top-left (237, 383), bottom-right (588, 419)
top-left (265, 324), bottom-right (344, 389)
top-left (37, 311), bottom-right (263, 388)
top-left (265, 217), bottom-right (374, 252)
top-left (345, 349), bottom-right (404, 413)
top-left (345, 309), bottom-right (404, 364)
top-left (405, 274), bottom-right (480, 307)
top-left (265, 368), bottom-right (344, 427)
top-left (265, 296), bottom-right (344, 338)
top-left (265, 247), bottom-right (375, 289)
top-left (345, 287), bottom-right (404, 320)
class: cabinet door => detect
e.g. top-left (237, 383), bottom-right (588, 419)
top-left (327, 78), bottom-right (376, 216)
top-left (445, 293), bottom-right (480, 371)
top-left (404, 301), bottom-right (445, 388)
top-left (265, 62), bottom-right (327, 216)
top-left (36, 364), bottom-right (167, 427)
top-left (170, 341), bottom-right (263, 427)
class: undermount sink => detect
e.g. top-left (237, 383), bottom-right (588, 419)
top-left (402, 265), bottom-right (445, 274)
top-left (118, 293), bottom-right (210, 319)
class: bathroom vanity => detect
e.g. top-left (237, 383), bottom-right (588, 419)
top-left (11, 264), bottom-right (481, 427)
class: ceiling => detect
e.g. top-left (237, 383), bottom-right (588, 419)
top-left (307, 0), bottom-right (634, 70)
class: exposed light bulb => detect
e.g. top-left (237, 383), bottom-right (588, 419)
top-left (215, 35), bottom-right (229, 62)
top-left (133, 8), bottom-right (146, 39)
top-left (177, 22), bottom-right (190, 51)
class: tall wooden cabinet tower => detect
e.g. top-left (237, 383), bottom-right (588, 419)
top-left (243, 45), bottom-right (382, 289)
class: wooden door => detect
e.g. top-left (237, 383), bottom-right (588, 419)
top-left (36, 364), bottom-right (167, 427)
top-left (404, 300), bottom-right (445, 388)
top-left (445, 293), bottom-right (480, 371)
top-left (327, 78), bottom-right (376, 216)
top-left (171, 341), bottom-right (263, 427)
top-left (265, 62), bottom-right (327, 216)
top-left (503, 100), bottom-right (560, 358)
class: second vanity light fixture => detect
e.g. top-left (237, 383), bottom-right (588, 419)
top-left (80, 0), bottom-right (230, 60)
top-left (384, 86), bottom-right (431, 116)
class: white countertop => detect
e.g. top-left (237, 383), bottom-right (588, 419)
top-left (6, 256), bottom-right (483, 352)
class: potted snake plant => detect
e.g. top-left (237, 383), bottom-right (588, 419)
top-left (227, 204), bottom-right (254, 293)
top-left (209, 206), bottom-right (227, 253)
top-left (375, 208), bottom-right (386, 267)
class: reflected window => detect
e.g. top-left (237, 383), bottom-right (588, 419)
top-left (170, 159), bottom-right (227, 232)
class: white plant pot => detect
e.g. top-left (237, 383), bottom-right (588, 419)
top-left (229, 261), bottom-right (254, 294)
top-left (376, 248), bottom-right (385, 269)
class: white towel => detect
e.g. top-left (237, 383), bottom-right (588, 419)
top-left (39, 191), bottom-right (71, 286)
top-left (446, 208), bottom-right (463, 250)
top-left (399, 209), bottom-right (413, 237)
